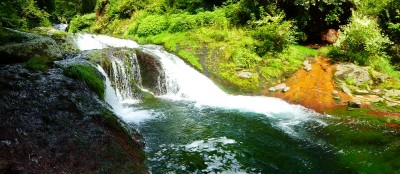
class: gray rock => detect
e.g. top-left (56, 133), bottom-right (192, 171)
top-left (335, 64), bottom-right (371, 86)
top-left (367, 96), bottom-right (384, 103)
top-left (384, 89), bottom-right (400, 98)
top-left (348, 100), bottom-right (362, 108)
top-left (354, 89), bottom-right (369, 95)
top-left (237, 71), bottom-right (253, 79)
top-left (341, 83), bottom-right (352, 96)
top-left (269, 83), bottom-right (288, 92)
top-left (333, 90), bottom-right (340, 100)
top-left (283, 87), bottom-right (290, 92)
top-left (0, 30), bottom-right (62, 63)
top-left (371, 89), bottom-right (382, 95)
top-left (303, 60), bottom-right (312, 72)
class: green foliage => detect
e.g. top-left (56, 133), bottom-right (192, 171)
top-left (64, 64), bottom-right (105, 99)
top-left (25, 56), bottom-right (50, 71)
top-left (68, 13), bottom-right (96, 33)
top-left (352, 0), bottom-right (391, 16)
top-left (378, 0), bottom-right (400, 65)
top-left (0, 28), bottom-right (24, 46)
top-left (52, 0), bottom-right (97, 22)
top-left (135, 15), bottom-right (169, 37)
top-left (0, 0), bottom-right (51, 29)
top-left (278, 0), bottom-right (353, 42)
top-left (251, 13), bottom-right (297, 56)
top-left (177, 50), bottom-right (203, 71)
top-left (334, 12), bottom-right (392, 65)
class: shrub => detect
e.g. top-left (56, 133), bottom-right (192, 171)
top-left (251, 13), bottom-right (297, 56)
top-left (334, 12), bottom-right (392, 65)
top-left (64, 64), bottom-right (105, 99)
top-left (136, 15), bottom-right (169, 37)
top-left (68, 13), bottom-right (96, 33)
top-left (168, 13), bottom-right (197, 33)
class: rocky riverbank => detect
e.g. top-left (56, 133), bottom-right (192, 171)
top-left (265, 56), bottom-right (400, 117)
top-left (0, 29), bottom-right (147, 173)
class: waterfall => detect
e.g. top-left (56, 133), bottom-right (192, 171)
top-left (108, 52), bottom-right (142, 102)
top-left (74, 34), bottom-right (139, 51)
top-left (75, 34), bottom-right (321, 134)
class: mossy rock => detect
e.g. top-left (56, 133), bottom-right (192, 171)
top-left (0, 30), bottom-right (62, 64)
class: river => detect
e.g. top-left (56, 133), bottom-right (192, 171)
top-left (75, 34), bottom-right (400, 173)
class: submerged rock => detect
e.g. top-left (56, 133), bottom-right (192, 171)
top-left (0, 64), bottom-right (147, 173)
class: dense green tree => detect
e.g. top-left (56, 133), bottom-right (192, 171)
top-left (379, 0), bottom-right (400, 64)
top-left (53, 0), bottom-right (97, 22)
top-left (163, 0), bottom-right (227, 13)
top-left (0, 0), bottom-right (50, 29)
top-left (277, 0), bottom-right (353, 43)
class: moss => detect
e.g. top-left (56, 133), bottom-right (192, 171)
top-left (25, 56), bottom-right (50, 71)
top-left (0, 29), bottom-right (25, 46)
top-left (64, 65), bottom-right (105, 100)
top-left (177, 50), bottom-right (203, 71)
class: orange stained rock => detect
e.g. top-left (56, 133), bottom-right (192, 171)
top-left (266, 57), bottom-right (352, 113)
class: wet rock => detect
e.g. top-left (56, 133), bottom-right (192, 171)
top-left (0, 30), bottom-right (62, 64)
top-left (348, 100), bottom-right (362, 108)
top-left (354, 89), bottom-right (369, 95)
top-left (237, 71), bottom-right (253, 79)
top-left (136, 49), bottom-right (165, 94)
top-left (269, 83), bottom-right (288, 92)
top-left (335, 64), bottom-right (371, 87)
top-left (0, 64), bottom-right (147, 173)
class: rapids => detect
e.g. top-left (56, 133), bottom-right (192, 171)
top-left (74, 34), bottom-right (400, 173)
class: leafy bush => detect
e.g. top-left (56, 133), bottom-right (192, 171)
top-left (334, 12), bottom-right (392, 65)
top-left (0, 0), bottom-right (51, 29)
top-left (136, 15), bottom-right (169, 37)
top-left (168, 13), bottom-right (197, 33)
top-left (251, 13), bottom-right (297, 56)
top-left (64, 64), bottom-right (105, 99)
top-left (69, 13), bottom-right (96, 33)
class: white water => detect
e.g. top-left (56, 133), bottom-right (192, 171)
top-left (52, 24), bottom-right (68, 31)
top-left (96, 65), bottom-right (155, 123)
top-left (140, 45), bottom-right (319, 133)
top-left (76, 34), bottom-right (321, 134)
top-left (74, 34), bottom-right (139, 51)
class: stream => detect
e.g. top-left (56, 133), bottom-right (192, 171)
top-left (75, 34), bottom-right (400, 173)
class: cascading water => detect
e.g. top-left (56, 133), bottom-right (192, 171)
top-left (74, 34), bottom-right (355, 173)
top-left (108, 52), bottom-right (142, 102)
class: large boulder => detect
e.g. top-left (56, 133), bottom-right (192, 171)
top-left (335, 64), bottom-right (372, 87)
top-left (321, 29), bottom-right (338, 44)
top-left (0, 30), bottom-right (62, 64)
top-left (0, 63), bottom-right (147, 173)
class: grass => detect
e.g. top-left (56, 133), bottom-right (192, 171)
top-left (64, 64), bottom-right (105, 99)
